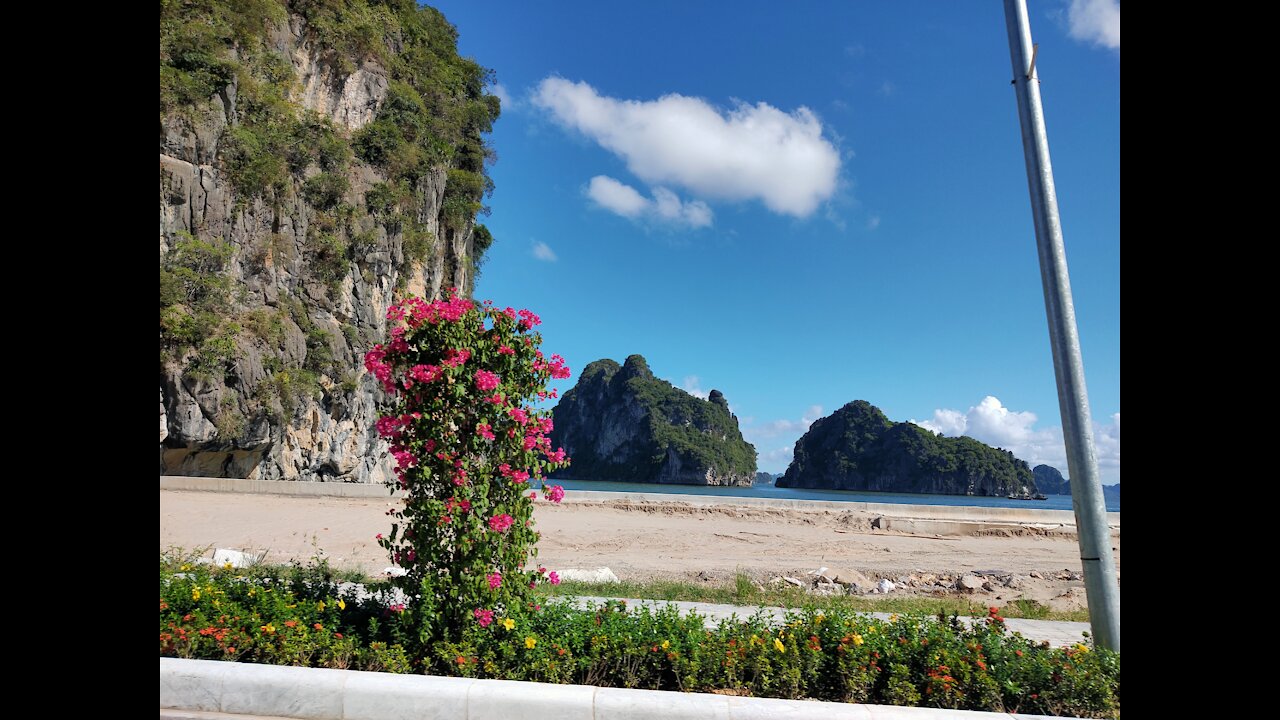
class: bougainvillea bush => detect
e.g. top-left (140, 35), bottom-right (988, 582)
top-left (362, 290), bottom-right (571, 653)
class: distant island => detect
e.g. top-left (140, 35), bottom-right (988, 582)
top-left (778, 400), bottom-right (1036, 496)
top-left (1033, 464), bottom-right (1120, 501)
top-left (754, 472), bottom-right (781, 486)
top-left (549, 355), bottom-right (757, 486)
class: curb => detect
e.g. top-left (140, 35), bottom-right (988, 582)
top-left (161, 657), bottom-right (1070, 720)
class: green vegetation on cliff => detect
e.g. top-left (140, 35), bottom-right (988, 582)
top-left (160, 0), bottom-right (500, 436)
top-left (550, 355), bottom-right (757, 484)
top-left (779, 401), bottom-right (1036, 496)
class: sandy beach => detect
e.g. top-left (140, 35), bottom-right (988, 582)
top-left (160, 485), bottom-right (1119, 612)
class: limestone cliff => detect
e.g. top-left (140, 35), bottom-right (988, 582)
top-left (1033, 464), bottom-right (1068, 495)
top-left (159, 1), bottom-right (499, 482)
top-left (778, 401), bottom-right (1036, 496)
top-left (549, 356), bottom-right (757, 486)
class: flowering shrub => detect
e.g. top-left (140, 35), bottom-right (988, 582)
top-left (159, 561), bottom-right (1120, 718)
top-left (363, 290), bottom-right (572, 651)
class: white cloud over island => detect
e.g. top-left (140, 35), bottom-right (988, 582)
top-left (1066, 0), bottom-right (1120, 50)
top-left (912, 396), bottom-right (1120, 483)
top-left (533, 77), bottom-right (842, 220)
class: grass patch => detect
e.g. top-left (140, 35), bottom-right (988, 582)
top-left (542, 573), bottom-right (1090, 623)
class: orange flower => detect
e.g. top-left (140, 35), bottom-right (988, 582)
top-left (314, 623), bottom-right (324, 630)
top-left (284, 620), bottom-right (298, 628)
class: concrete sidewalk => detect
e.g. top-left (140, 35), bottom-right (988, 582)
top-left (567, 596), bottom-right (1091, 648)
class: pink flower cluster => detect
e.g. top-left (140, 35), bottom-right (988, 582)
top-left (387, 289), bottom-right (474, 327)
top-left (497, 345), bottom-right (515, 356)
top-left (364, 347), bottom-right (394, 391)
top-left (476, 423), bottom-right (496, 441)
top-left (443, 497), bottom-right (472, 514)
top-left (531, 354), bottom-right (572, 380)
top-left (543, 484), bottom-right (565, 504)
top-left (488, 514), bottom-right (514, 533)
top-left (518, 309), bottom-right (541, 329)
top-left (376, 415), bottom-right (404, 440)
top-left (406, 364), bottom-right (442, 387)
top-left (487, 572), bottom-right (502, 590)
top-left (473, 608), bottom-right (494, 627)
top-left (443, 348), bottom-right (472, 367)
top-left (475, 370), bottom-right (500, 392)
top-left (499, 464), bottom-right (530, 484)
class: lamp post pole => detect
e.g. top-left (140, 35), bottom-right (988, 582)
top-left (1002, 0), bottom-right (1120, 652)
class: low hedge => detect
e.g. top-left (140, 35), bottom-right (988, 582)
top-left (159, 560), bottom-right (1118, 717)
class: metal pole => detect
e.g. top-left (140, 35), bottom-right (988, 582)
top-left (1002, 0), bottom-right (1120, 651)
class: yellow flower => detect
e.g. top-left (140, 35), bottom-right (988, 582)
top-left (525, 636), bottom-right (537, 649)
top-left (248, 589), bottom-right (256, 597)
top-left (890, 614), bottom-right (899, 622)
top-left (261, 623), bottom-right (276, 635)
top-left (191, 588), bottom-right (201, 601)
top-left (774, 638), bottom-right (786, 653)
top-left (181, 564), bottom-right (191, 571)
top-left (337, 598), bottom-right (346, 611)
top-left (223, 562), bottom-right (234, 570)
top-left (815, 614), bottom-right (826, 624)
top-left (750, 634), bottom-right (762, 646)
top-left (661, 640), bottom-right (670, 650)
top-left (503, 618), bottom-right (516, 631)
top-left (1074, 643), bottom-right (1091, 653)
top-left (852, 634), bottom-right (865, 646)
top-left (317, 600), bottom-right (326, 612)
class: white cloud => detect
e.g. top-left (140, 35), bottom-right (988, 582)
top-left (1067, 0), bottom-right (1120, 50)
top-left (530, 240), bottom-right (557, 262)
top-left (681, 376), bottom-right (709, 400)
top-left (867, 215), bottom-right (881, 231)
top-left (534, 77), bottom-right (841, 217)
top-left (912, 397), bottom-right (1120, 484)
top-left (586, 176), bottom-right (713, 228)
top-left (585, 176), bottom-right (648, 218)
top-left (758, 446), bottom-right (797, 473)
top-left (745, 405), bottom-right (824, 443)
top-left (490, 82), bottom-right (515, 111)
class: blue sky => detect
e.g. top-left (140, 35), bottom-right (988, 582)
top-left (431, 1), bottom-right (1120, 482)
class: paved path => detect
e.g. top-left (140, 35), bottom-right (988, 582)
top-left (568, 596), bottom-right (1090, 647)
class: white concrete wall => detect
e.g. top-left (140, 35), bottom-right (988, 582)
top-left (160, 657), bottom-right (1067, 719)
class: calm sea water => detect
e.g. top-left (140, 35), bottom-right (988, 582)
top-left (555, 479), bottom-right (1120, 513)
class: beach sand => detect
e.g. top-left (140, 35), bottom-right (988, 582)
top-left (160, 489), bottom-right (1119, 611)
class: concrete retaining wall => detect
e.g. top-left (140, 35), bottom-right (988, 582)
top-left (160, 657), bottom-right (1063, 719)
top-left (160, 475), bottom-right (1117, 529)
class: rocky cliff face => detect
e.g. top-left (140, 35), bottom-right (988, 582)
top-left (1035, 465), bottom-right (1121, 501)
top-left (549, 356), bottom-right (757, 486)
top-left (160, 1), bottom-right (497, 483)
top-left (1033, 464), bottom-right (1068, 495)
top-left (779, 401), bottom-right (1036, 496)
